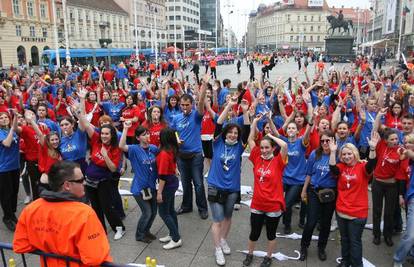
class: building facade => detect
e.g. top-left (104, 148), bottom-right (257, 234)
top-left (200, 0), bottom-right (222, 48)
top-left (246, 11), bottom-right (257, 51)
top-left (114, 0), bottom-right (167, 51)
top-left (255, 1), bottom-right (330, 51)
top-left (0, 0), bottom-right (62, 67)
top-left (65, 0), bottom-right (129, 49)
top-left (165, 0), bottom-right (200, 49)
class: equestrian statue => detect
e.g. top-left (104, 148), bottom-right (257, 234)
top-left (327, 10), bottom-right (353, 36)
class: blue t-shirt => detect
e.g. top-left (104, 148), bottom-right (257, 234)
top-left (128, 144), bottom-right (159, 195)
top-left (116, 67), bottom-right (128, 80)
top-left (171, 110), bottom-right (203, 153)
top-left (218, 87), bottom-right (229, 107)
top-left (38, 118), bottom-right (59, 133)
top-left (60, 128), bottom-right (87, 161)
top-left (358, 111), bottom-right (379, 147)
top-left (336, 136), bottom-right (357, 151)
top-left (306, 151), bottom-right (336, 188)
top-left (101, 101), bottom-right (125, 122)
top-left (0, 129), bottom-right (20, 172)
top-left (207, 138), bottom-right (244, 192)
top-left (281, 136), bottom-right (307, 185)
top-left (164, 107), bottom-right (181, 125)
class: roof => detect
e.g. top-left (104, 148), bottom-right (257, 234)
top-left (67, 0), bottom-right (128, 15)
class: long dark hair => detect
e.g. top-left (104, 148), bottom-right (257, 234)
top-left (221, 123), bottom-right (242, 142)
top-left (100, 124), bottom-right (118, 147)
top-left (316, 130), bottom-right (335, 160)
top-left (159, 127), bottom-right (178, 157)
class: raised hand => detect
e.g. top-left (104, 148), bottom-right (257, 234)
top-left (123, 120), bottom-right (132, 129)
top-left (367, 131), bottom-right (380, 149)
top-left (100, 146), bottom-right (108, 158)
top-left (240, 99), bottom-right (249, 112)
top-left (329, 137), bottom-right (337, 152)
top-left (77, 87), bottom-right (88, 99)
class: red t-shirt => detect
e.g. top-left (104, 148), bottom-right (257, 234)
top-left (53, 97), bottom-right (70, 118)
top-left (307, 129), bottom-right (320, 157)
top-left (396, 158), bottom-right (410, 182)
top-left (38, 142), bottom-right (62, 174)
top-left (141, 121), bottom-right (166, 147)
top-left (121, 106), bottom-right (140, 137)
top-left (156, 150), bottom-right (176, 175)
top-left (373, 139), bottom-right (401, 179)
top-left (384, 112), bottom-right (402, 130)
top-left (89, 132), bottom-right (121, 168)
top-left (336, 162), bottom-right (371, 218)
top-left (201, 109), bottom-right (216, 136)
top-left (103, 70), bottom-right (114, 83)
top-left (20, 125), bottom-right (40, 161)
top-left (85, 101), bottom-right (102, 127)
top-left (249, 146), bottom-right (287, 212)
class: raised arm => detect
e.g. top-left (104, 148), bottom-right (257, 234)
top-left (1, 114), bottom-right (18, 147)
top-left (75, 88), bottom-right (95, 137)
top-left (119, 121), bottom-right (130, 152)
top-left (247, 115), bottom-right (261, 150)
top-left (372, 107), bottom-right (387, 133)
top-left (217, 97), bottom-right (237, 125)
top-left (25, 111), bottom-right (45, 145)
top-left (267, 133), bottom-right (288, 161)
top-left (196, 75), bottom-right (208, 116)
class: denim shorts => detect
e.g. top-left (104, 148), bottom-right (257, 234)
top-left (209, 191), bottom-right (239, 222)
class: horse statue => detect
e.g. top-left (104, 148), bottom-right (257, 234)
top-left (327, 15), bottom-right (354, 35)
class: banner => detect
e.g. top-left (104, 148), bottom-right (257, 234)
top-left (383, 0), bottom-right (397, 34)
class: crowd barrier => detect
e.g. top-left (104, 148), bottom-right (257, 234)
top-left (0, 241), bottom-right (131, 267)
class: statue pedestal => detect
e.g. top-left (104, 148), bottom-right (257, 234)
top-left (325, 36), bottom-right (355, 61)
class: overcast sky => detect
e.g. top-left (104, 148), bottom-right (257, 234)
top-left (220, 0), bottom-right (372, 40)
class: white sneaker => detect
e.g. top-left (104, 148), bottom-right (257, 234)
top-left (163, 239), bottom-right (182, 250)
top-left (114, 226), bottom-right (125, 240)
top-left (393, 262), bottom-right (403, 267)
top-left (220, 239), bottom-right (231, 255)
top-left (234, 204), bottom-right (241, 210)
top-left (215, 247), bottom-right (225, 266)
top-left (159, 235), bottom-right (172, 243)
top-left (24, 196), bottom-right (31, 204)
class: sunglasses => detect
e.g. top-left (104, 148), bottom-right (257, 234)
top-left (321, 139), bottom-right (331, 144)
top-left (67, 177), bottom-right (86, 184)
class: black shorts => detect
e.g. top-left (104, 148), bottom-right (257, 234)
top-left (202, 140), bottom-right (213, 159)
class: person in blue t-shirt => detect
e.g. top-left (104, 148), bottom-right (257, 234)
top-left (299, 131), bottom-right (337, 262)
top-left (0, 111), bottom-right (20, 231)
top-left (170, 75), bottom-right (208, 219)
top-left (58, 116), bottom-right (88, 173)
top-left (36, 104), bottom-right (59, 133)
top-left (280, 119), bottom-right (312, 235)
top-left (218, 79), bottom-right (231, 108)
top-left (100, 91), bottom-right (126, 127)
top-left (120, 123), bottom-right (159, 243)
top-left (207, 96), bottom-right (250, 265)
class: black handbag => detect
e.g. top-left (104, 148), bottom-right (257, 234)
top-left (208, 186), bottom-right (229, 204)
top-left (317, 188), bottom-right (336, 203)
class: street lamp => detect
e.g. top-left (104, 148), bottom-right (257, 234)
top-left (173, 0), bottom-right (177, 60)
top-left (370, 1), bottom-right (376, 57)
top-left (134, 0), bottom-right (139, 64)
top-left (147, 2), bottom-right (158, 67)
top-left (51, 0), bottom-right (60, 68)
top-left (62, 0), bottom-right (71, 67)
top-left (227, 10), bottom-right (233, 55)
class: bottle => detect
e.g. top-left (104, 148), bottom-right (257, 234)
top-left (145, 256), bottom-right (151, 267)
top-left (123, 197), bottom-right (128, 210)
top-left (151, 258), bottom-right (157, 267)
top-left (9, 258), bottom-right (16, 267)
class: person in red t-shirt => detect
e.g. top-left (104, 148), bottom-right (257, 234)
top-left (384, 102), bottom-right (403, 130)
top-left (142, 106), bottom-right (167, 147)
top-left (25, 111), bottom-right (61, 190)
top-left (372, 110), bottom-right (402, 246)
top-left (329, 133), bottom-right (379, 267)
top-left (243, 125), bottom-right (288, 266)
top-left (53, 88), bottom-right (70, 118)
top-left (85, 91), bottom-right (102, 127)
top-left (156, 128), bottom-right (182, 249)
top-left (120, 94), bottom-right (140, 144)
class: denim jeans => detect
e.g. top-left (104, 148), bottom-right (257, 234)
top-left (372, 180), bottom-right (398, 239)
top-left (134, 189), bottom-right (157, 240)
top-left (394, 198), bottom-right (414, 263)
top-left (282, 184), bottom-right (306, 227)
top-left (301, 187), bottom-right (336, 249)
top-left (336, 214), bottom-right (367, 267)
top-left (158, 187), bottom-right (180, 242)
top-left (177, 152), bottom-right (207, 212)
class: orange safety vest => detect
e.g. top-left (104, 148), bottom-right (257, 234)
top-left (13, 198), bottom-right (112, 267)
top-left (210, 60), bottom-right (217, 68)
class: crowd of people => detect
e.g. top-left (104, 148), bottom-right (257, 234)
top-left (1, 52), bottom-right (414, 267)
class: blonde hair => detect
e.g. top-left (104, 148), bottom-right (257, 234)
top-left (339, 143), bottom-right (361, 163)
top-left (405, 133), bottom-right (414, 144)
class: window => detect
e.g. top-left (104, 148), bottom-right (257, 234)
top-left (310, 36), bottom-right (313, 41)
top-left (304, 16), bottom-right (307, 22)
top-left (297, 15), bottom-right (300, 21)
top-left (30, 26), bottom-right (35, 37)
top-left (290, 36), bottom-right (293, 41)
top-left (40, 3), bottom-right (47, 18)
top-left (27, 0), bottom-right (34, 17)
top-left (317, 36), bottom-right (320, 41)
top-left (303, 36), bottom-right (306, 41)
top-left (310, 26), bottom-right (313, 31)
top-left (311, 16), bottom-right (313, 21)
top-left (13, 0), bottom-right (20, 15)
top-left (291, 26), bottom-right (293, 32)
top-left (318, 25), bottom-right (321, 31)
top-left (16, 25), bottom-right (21, 36)
top-left (287, 14), bottom-right (290, 22)
top-left (296, 36), bottom-right (299, 41)
top-left (42, 27), bottom-right (47, 37)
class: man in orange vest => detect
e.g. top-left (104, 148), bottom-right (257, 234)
top-left (13, 161), bottom-right (112, 267)
top-left (210, 57), bottom-right (217, 79)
